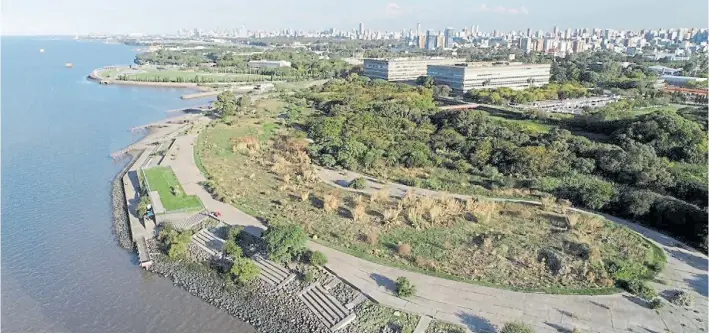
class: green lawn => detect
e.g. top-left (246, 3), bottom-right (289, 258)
top-left (124, 69), bottom-right (269, 82)
top-left (143, 166), bottom-right (203, 212)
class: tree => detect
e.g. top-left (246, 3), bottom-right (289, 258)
top-left (237, 95), bottom-right (252, 113)
top-left (230, 257), bottom-right (261, 284)
top-left (416, 76), bottom-right (435, 88)
top-left (307, 250), bottom-right (328, 266)
top-left (213, 91), bottom-right (236, 116)
top-left (222, 239), bottom-right (243, 258)
top-left (263, 223), bottom-right (307, 263)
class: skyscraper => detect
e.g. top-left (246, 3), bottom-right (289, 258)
top-left (444, 27), bottom-right (454, 48)
top-left (416, 23), bottom-right (422, 37)
top-left (520, 37), bottom-right (532, 54)
top-left (358, 23), bottom-right (364, 36)
top-left (425, 30), bottom-right (436, 50)
top-left (552, 26), bottom-right (559, 37)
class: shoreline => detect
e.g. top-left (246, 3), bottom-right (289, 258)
top-left (107, 112), bottom-right (325, 333)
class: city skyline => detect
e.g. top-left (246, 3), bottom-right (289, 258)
top-left (2, 0), bottom-right (708, 36)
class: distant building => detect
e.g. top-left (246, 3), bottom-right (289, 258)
top-left (247, 60), bottom-right (292, 69)
top-left (427, 62), bottom-right (552, 93)
top-left (520, 37), bottom-right (532, 54)
top-left (425, 30), bottom-right (436, 50)
top-left (648, 65), bottom-right (681, 75)
top-left (444, 27), bottom-right (455, 49)
top-left (660, 75), bottom-right (708, 86)
top-left (362, 57), bottom-right (466, 81)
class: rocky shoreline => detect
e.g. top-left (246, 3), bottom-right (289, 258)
top-left (146, 249), bottom-right (329, 333)
top-left (110, 152), bottom-right (139, 251)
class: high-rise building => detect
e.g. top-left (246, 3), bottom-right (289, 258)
top-left (416, 23), bottom-right (422, 37)
top-left (425, 30), bottom-right (436, 50)
top-left (436, 32), bottom-right (445, 49)
top-left (572, 39), bottom-right (586, 53)
top-left (527, 28), bottom-right (532, 37)
top-left (520, 37), bottom-right (532, 54)
top-left (358, 23), bottom-right (364, 36)
top-left (444, 27), bottom-right (455, 48)
top-left (553, 26), bottom-right (559, 37)
top-left (417, 35), bottom-right (426, 49)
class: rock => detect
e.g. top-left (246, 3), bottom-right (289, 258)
top-left (394, 311), bottom-right (401, 317)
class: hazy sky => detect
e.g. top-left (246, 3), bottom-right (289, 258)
top-left (2, 0), bottom-right (707, 35)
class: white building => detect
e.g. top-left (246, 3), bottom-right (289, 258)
top-left (362, 57), bottom-right (466, 81)
top-left (427, 62), bottom-right (552, 93)
top-left (247, 60), bottom-right (292, 69)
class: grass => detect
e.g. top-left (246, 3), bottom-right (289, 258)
top-left (427, 320), bottom-right (467, 333)
top-left (143, 166), bottom-right (203, 212)
top-left (346, 301), bottom-right (420, 333)
top-left (194, 112), bottom-right (665, 295)
top-left (122, 68), bottom-right (269, 82)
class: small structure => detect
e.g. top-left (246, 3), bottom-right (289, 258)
top-left (247, 60), bottom-right (292, 69)
top-left (65, 63), bottom-right (74, 68)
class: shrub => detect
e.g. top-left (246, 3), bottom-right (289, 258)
top-left (395, 277), bottom-right (416, 298)
top-left (323, 191), bottom-right (340, 213)
top-left (170, 185), bottom-right (183, 196)
top-left (230, 257), bottom-right (261, 284)
top-left (348, 177), bottom-right (367, 189)
top-left (308, 250), bottom-right (328, 266)
top-left (500, 321), bottom-right (534, 333)
top-left (383, 207), bottom-right (401, 223)
top-left (623, 279), bottom-right (657, 301)
top-left (136, 196), bottom-right (152, 218)
top-left (228, 225), bottom-right (244, 242)
top-left (397, 243), bottom-right (412, 256)
top-left (303, 270), bottom-right (315, 283)
top-left (352, 203), bottom-right (366, 222)
top-left (667, 290), bottom-right (694, 307)
top-left (222, 239), bottom-right (243, 258)
top-left (263, 223), bottom-right (307, 263)
top-left (649, 297), bottom-right (664, 309)
top-left (160, 226), bottom-right (193, 260)
top-left (364, 230), bottom-right (379, 245)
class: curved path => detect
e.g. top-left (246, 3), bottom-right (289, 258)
top-left (165, 120), bottom-right (707, 333)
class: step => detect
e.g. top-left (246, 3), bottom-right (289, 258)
top-left (299, 293), bottom-right (335, 327)
top-left (331, 313), bottom-right (357, 332)
top-left (345, 293), bottom-right (368, 310)
top-left (324, 278), bottom-right (339, 291)
top-left (275, 273), bottom-right (297, 290)
top-left (300, 292), bottom-right (337, 326)
top-left (312, 285), bottom-right (349, 318)
top-left (253, 260), bottom-right (288, 284)
top-left (414, 315), bottom-right (433, 333)
top-left (252, 256), bottom-right (289, 281)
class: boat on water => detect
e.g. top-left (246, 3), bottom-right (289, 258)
top-left (39, 48), bottom-right (45, 53)
top-left (65, 63), bottom-right (74, 68)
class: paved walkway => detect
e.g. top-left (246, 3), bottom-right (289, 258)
top-left (166, 126), bottom-right (708, 333)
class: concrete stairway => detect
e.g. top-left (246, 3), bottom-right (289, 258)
top-left (297, 283), bottom-right (356, 331)
top-left (191, 228), bottom-right (225, 257)
top-left (173, 211), bottom-right (209, 230)
top-left (252, 254), bottom-right (296, 290)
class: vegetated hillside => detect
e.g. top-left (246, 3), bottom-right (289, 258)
top-left (300, 75), bottom-right (708, 252)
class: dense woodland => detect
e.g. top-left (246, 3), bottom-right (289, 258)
top-left (296, 75), bottom-right (708, 252)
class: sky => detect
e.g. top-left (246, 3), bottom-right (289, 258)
top-left (2, 0), bottom-right (708, 36)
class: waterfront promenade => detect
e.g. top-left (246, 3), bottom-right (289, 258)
top-left (152, 120), bottom-right (708, 333)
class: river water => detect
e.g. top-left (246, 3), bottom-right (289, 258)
top-left (1, 37), bottom-right (255, 332)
